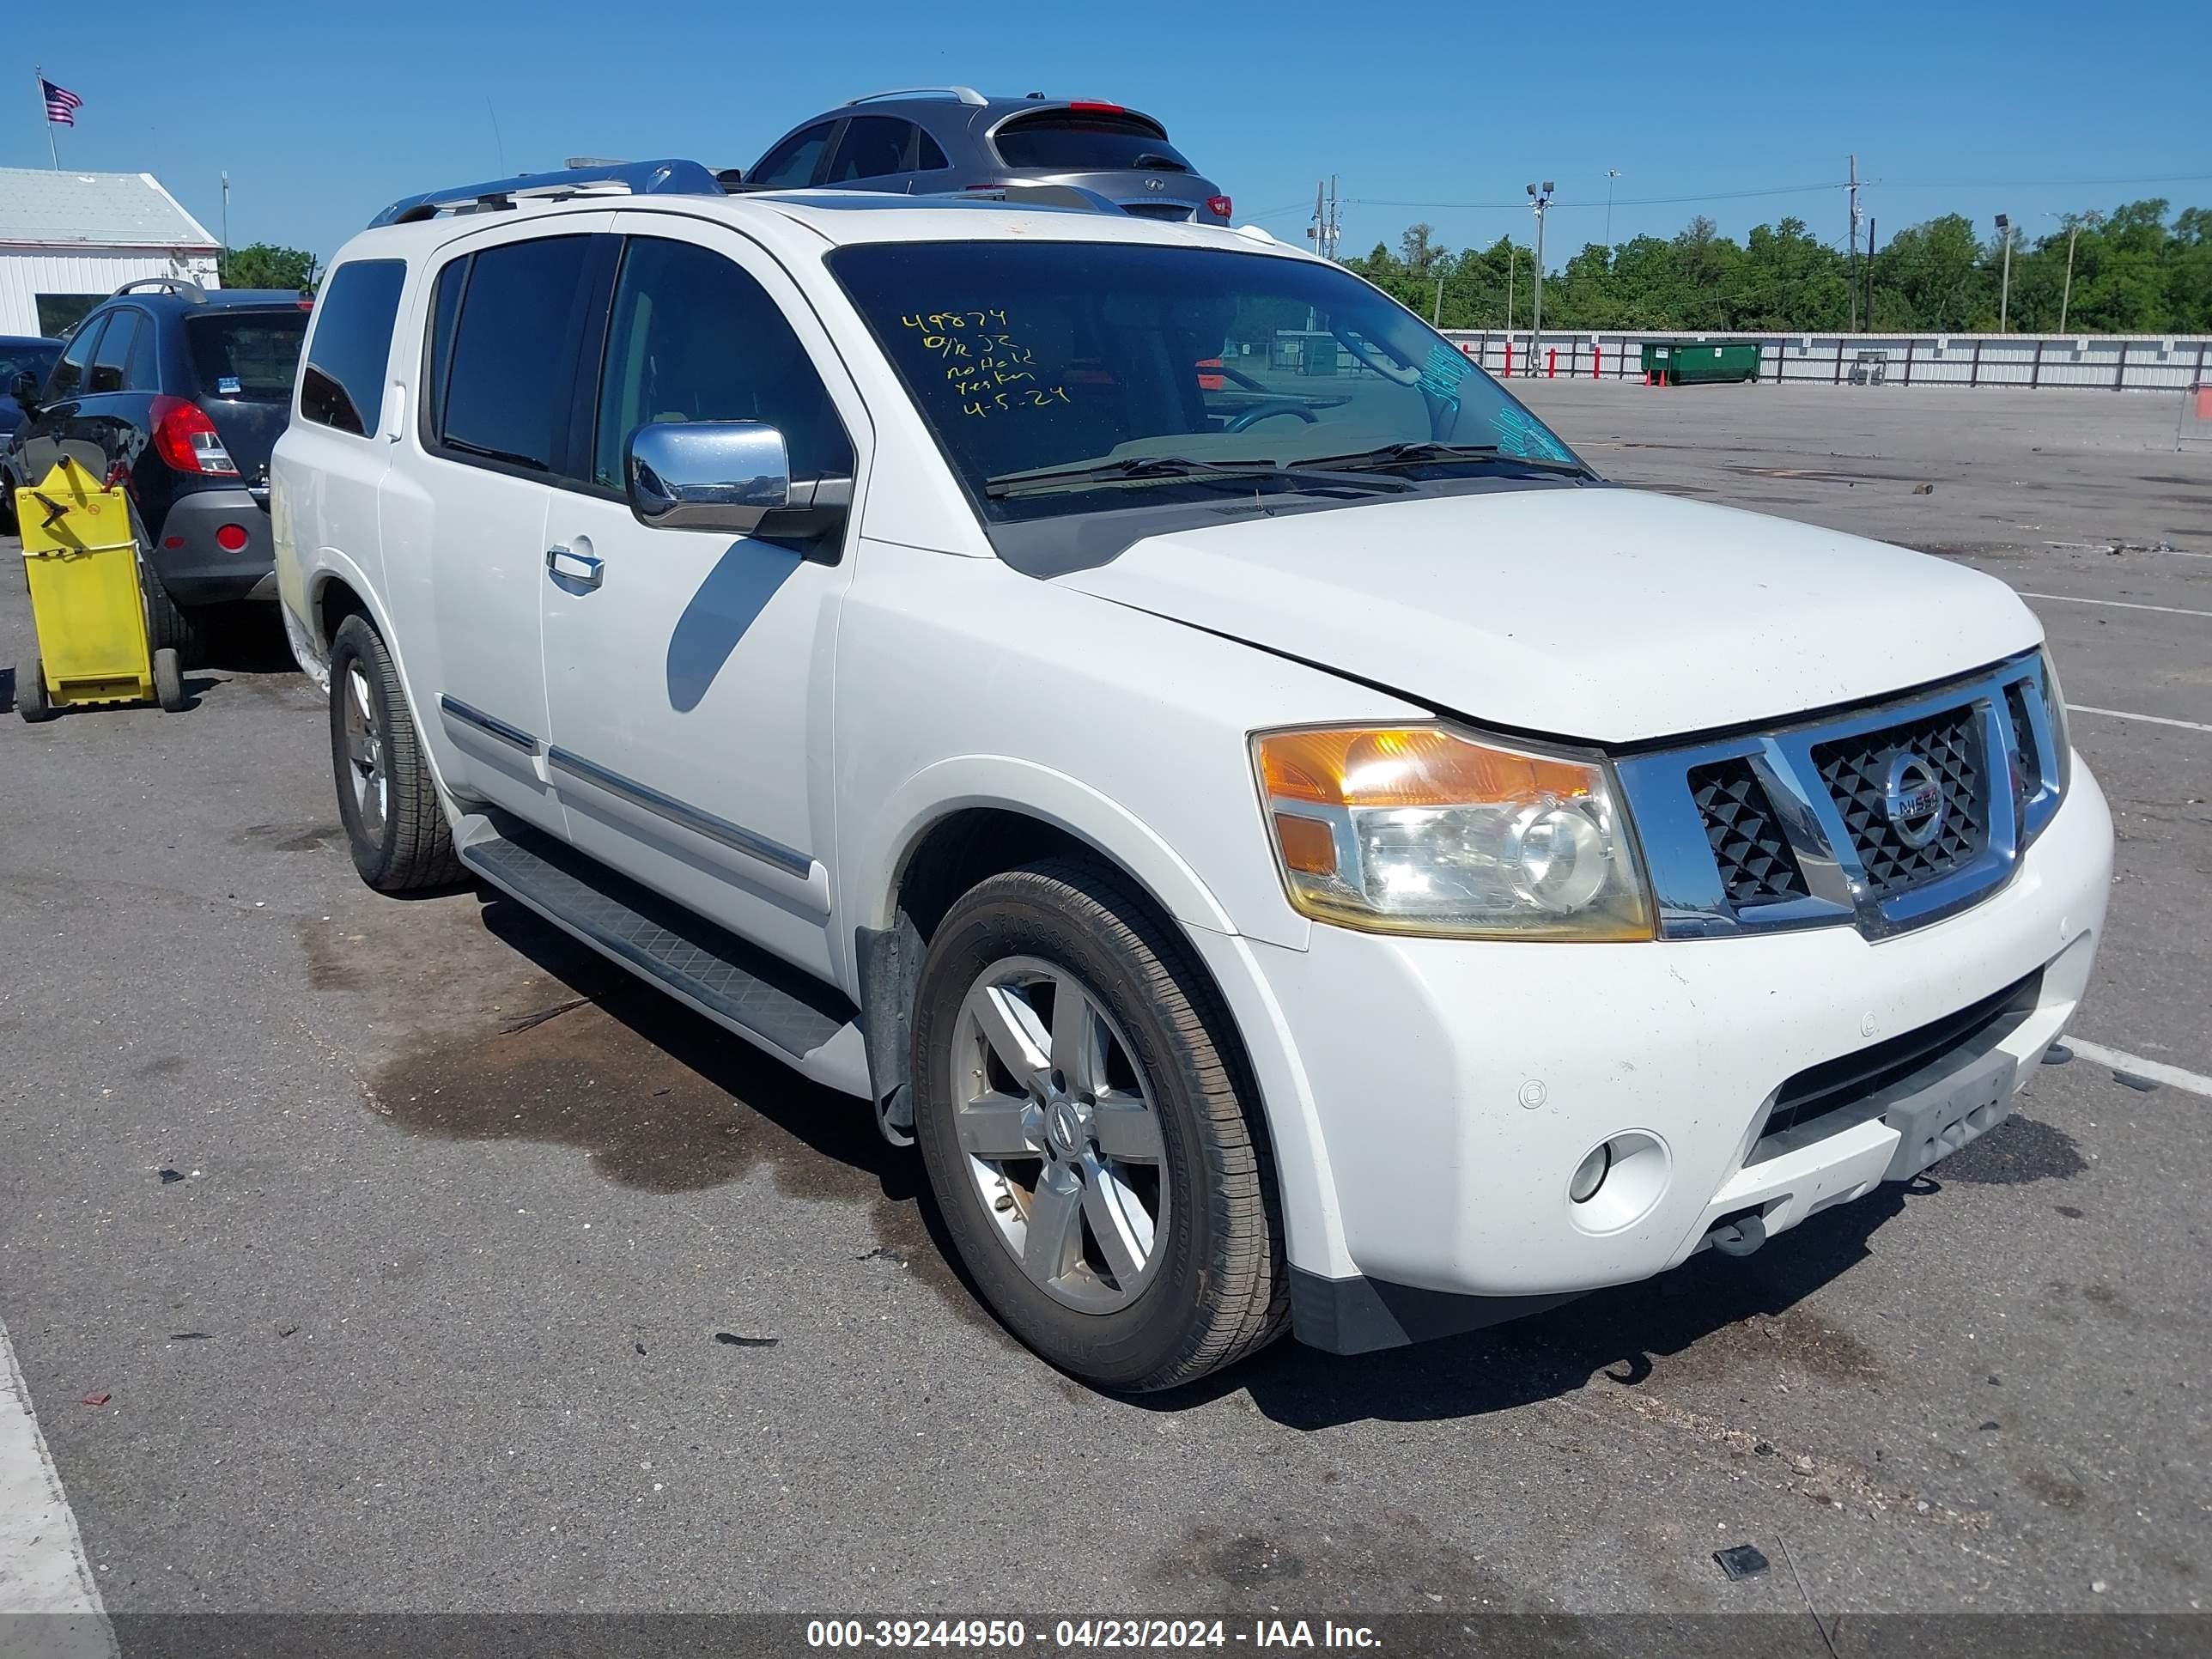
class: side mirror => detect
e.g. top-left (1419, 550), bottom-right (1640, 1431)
top-left (9, 370), bottom-right (40, 410)
top-left (626, 421), bottom-right (789, 535)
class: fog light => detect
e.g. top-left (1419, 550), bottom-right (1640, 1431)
top-left (1569, 1141), bottom-right (1613, 1204)
top-left (216, 522), bottom-right (249, 552)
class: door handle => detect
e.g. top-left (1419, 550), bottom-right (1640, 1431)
top-left (545, 544), bottom-right (603, 587)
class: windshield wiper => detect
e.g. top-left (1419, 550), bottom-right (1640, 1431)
top-left (984, 455), bottom-right (1282, 498)
top-left (1294, 441), bottom-right (1595, 479)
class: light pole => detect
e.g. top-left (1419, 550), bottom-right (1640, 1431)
top-left (2049, 209), bottom-right (2102, 335)
top-left (1604, 168), bottom-right (1620, 246)
top-left (220, 171), bottom-right (230, 251)
top-left (1995, 213), bottom-right (2014, 333)
top-left (1504, 243), bottom-right (1516, 331)
top-left (1526, 180), bottom-right (1553, 375)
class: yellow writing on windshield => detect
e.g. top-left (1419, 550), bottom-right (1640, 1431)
top-left (902, 312), bottom-right (1069, 419)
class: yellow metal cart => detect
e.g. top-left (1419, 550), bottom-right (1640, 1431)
top-left (13, 457), bottom-right (184, 722)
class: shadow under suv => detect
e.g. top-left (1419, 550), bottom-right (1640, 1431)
top-left (5, 278), bottom-right (310, 661)
top-left (739, 88), bottom-right (1232, 224)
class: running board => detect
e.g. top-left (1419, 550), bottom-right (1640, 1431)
top-left (456, 822), bottom-right (857, 1070)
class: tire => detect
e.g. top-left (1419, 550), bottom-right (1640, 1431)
top-left (126, 507), bottom-right (204, 667)
top-left (152, 647), bottom-right (184, 711)
top-left (141, 567), bottom-right (204, 666)
top-left (327, 612), bottom-right (461, 892)
top-left (0, 477), bottom-right (17, 537)
top-left (15, 654), bottom-right (52, 722)
top-left (912, 858), bottom-right (1287, 1392)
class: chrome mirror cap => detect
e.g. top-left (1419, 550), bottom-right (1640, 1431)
top-left (626, 421), bottom-right (792, 533)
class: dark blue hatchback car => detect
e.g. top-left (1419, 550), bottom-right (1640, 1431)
top-left (3, 279), bottom-right (308, 661)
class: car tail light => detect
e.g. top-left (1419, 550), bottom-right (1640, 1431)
top-left (150, 396), bottom-right (238, 477)
top-left (1206, 194), bottom-right (1232, 220)
top-left (1067, 100), bottom-right (1126, 113)
top-left (215, 523), bottom-right (249, 552)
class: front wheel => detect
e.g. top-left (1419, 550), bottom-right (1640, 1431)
top-left (913, 859), bottom-right (1287, 1392)
top-left (15, 655), bottom-right (52, 722)
top-left (152, 647), bottom-right (184, 711)
top-left (327, 613), bottom-right (461, 893)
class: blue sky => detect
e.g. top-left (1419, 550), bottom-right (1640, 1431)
top-left (13, 0), bottom-right (2209, 266)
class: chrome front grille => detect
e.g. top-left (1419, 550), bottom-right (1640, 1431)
top-left (1688, 759), bottom-right (1810, 907)
top-left (1615, 651), bottom-right (2065, 942)
top-left (1811, 705), bottom-right (1984, 897)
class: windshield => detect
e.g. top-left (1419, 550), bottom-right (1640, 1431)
top-left (186, 311), bottom-right (308, 401)
top-left (828, 240), bottom-right (1583, 522)
top-left (0, 343), bottom-right (58, 388)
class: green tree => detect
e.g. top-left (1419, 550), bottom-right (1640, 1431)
top-left (1356, 197), bottom-right (2208, 336)
top-left (219, 242), bottom-right (318, 291)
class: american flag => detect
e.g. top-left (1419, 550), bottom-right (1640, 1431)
top-left (42, 79), bottom-right (82, 127)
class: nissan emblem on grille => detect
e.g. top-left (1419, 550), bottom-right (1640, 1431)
top-left (1883, 750), bottom-right (1947, 849)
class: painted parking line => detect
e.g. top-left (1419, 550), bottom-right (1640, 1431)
top-left (2019, 592), bottom-right (2212, 620)
top-left (2066, 704), bottom-right (2212, 734)
top-left (0, 1316), bottom-right (116, 1656)
top-left (2065, 1039), bottom-right (2212, 1101)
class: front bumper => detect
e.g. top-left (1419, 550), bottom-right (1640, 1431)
top-left (150, 487), bottom-right (275, 604)
top-left (1236, 760), bottom-right (2112, 1353)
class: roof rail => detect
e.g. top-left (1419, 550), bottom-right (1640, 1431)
top-left (112, 276), bottom-right (207, 303)
top-left (844, 86), bottom-right (988, 107)
top-left (368, 160), bottom-right (725, 228)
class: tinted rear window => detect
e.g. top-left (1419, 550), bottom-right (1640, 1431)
top-left (301, 260), bottom-right (406, 437)
top-left (188, 312), bottom-right (307, 400)
top-left (991, 112), bottom-right (1190, 173)
top-left (437, 236), bottom-right (592, 474)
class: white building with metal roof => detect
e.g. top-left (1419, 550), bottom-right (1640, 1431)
top-left (0, 167), bottom-right (219, 337)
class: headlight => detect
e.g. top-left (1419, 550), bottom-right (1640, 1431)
top-left (1252, 725), bottom-right (1654, 940)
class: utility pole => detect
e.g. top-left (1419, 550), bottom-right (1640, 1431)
top-left (1526, 181), bottom-right (1553, 374)
top-left (1864, 216), bottom-right (1876, 328)
top-left (1995, 213), bottom-right (2013, 333)
top-left (1604, 168), bottom-right (1620, 246)
top-left (2052, 209), bottom-right (2100, 334)
top-left (1846, 153), bottom-right (1861, 331)
top-left (1433, 270), bottom-right (1443, 326)
top-left (220, 171), bottom-right (230, 250)
top-left (1309, 179), bottom-right (1325, 259)
top-left (1327, 175), bottom-right (1339, 261)
top-left (1505, 244), bottom-right (1515, 331)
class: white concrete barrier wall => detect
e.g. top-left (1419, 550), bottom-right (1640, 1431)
top-left (1437, 329), bottom-right (2212, 393)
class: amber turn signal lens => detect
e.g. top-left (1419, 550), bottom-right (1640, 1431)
top-left (1273, 811), bottom-right (1337, 875)
top-left (1259, 726), bottom-right (1597, 811)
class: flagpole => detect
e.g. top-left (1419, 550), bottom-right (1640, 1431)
top-left (36, 67), bottom-right (57, 169)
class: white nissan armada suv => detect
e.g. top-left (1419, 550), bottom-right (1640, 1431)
top-left (273, 159), bottom-right (2112, 1391)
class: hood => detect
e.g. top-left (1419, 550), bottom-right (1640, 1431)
top-left (1052, 488), bottom-right (2042, 745)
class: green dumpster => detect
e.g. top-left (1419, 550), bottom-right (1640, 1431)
top-left (1643, 340), bottom-right (1760, 385)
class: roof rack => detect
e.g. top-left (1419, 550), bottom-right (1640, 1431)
top-left (112, 276), bottom-right (207, 303)
top-left (843, 86), bottom-right (988, 107)
top-left (368, 159), bottom-right (726, 228)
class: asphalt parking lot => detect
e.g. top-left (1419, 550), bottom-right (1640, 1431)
top-left (0, 382), bottom-right (2206, 1630)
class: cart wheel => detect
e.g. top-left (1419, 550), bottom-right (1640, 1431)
top-left (15, 655), bottom-right (53, 723)
top-left (153, 647), bottom-right (185, 711)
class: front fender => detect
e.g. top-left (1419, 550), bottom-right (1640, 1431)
top-left (850, 755), bottom-right (1350, 1279)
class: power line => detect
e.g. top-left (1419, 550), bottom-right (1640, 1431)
top-left (1349, 180), bottom-right (1845, 211)
top-left (1869, 170), bottom-right (2212, 190)
top-left (1337, 169), bottom-right (2211, 216)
